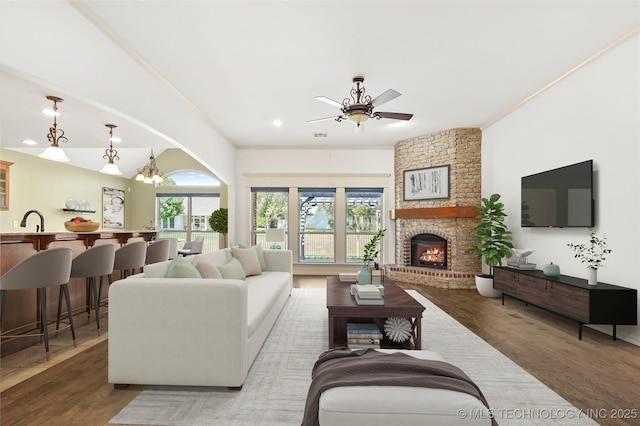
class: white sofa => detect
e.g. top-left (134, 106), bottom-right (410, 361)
top-left (108, 247), bottom-right (292, 389)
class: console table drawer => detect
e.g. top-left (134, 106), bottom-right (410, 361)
top-left (516, 274), bottom-right (548, 304)
top-left (548, 282), bottom-right (589, 322)
top-left (494, 268), bottom-right (516, 293)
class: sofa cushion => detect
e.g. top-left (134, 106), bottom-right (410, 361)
top-left (232, 247), bottom-right (262, 276)
top-left (217, 258), bottom-right (246, 280)
top-left (165, 257), bottom-right (202, 278)
top-left (246, 271), bottom-right (291, 337)
top-left (195, 261), bottom-right (222, 279)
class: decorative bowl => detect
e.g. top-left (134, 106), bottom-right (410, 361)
top-left (64, 221), bottom-right (100, 232)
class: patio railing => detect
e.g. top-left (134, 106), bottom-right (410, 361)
top-left (157, 231), bottom-right (379, 264)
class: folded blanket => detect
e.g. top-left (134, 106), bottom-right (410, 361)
top-left (302, 348), bottom-right (497, 426)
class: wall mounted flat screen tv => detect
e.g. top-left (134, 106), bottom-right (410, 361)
top-left (521, 160), bottom-right (594, 228)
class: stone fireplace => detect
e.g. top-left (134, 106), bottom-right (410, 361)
top-left (387, 128), bottom-right (482, 289)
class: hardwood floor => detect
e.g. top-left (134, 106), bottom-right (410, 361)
top-left (400, 283), bottom-right (640, 426)
top-left (1, 276), bottom-right (639, 425)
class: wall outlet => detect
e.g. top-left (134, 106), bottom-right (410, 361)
top-left (13, 220), bottom-right (18, 227)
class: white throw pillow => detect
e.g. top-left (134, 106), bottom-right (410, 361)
top-left (195, 261), bottom-right (222, 279)
top-left (231, 246), bottom-right (262, 277)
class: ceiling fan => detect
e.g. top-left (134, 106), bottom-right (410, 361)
top-left (308, 76), bottom-right (413, 129)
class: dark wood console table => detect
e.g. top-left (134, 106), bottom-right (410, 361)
top-left (494, 266), bottom-right (637, 340)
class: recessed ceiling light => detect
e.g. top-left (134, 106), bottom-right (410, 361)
top-left (22, 139), bottom-right (37, 145)
top-left (41, 108), bottom-right (60, 117)
top-left (273, 119), bottom-right (283, 127)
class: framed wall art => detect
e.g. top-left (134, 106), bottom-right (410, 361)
top-left (403, 165), bottom-right (450, 201)
top-left (102, 187), bottom-right (125, 229)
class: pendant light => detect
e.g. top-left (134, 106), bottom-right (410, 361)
top-left (38, 96), bottom-right (70, 162)
top-left (135, 149), bottom-right (163, 184)
top-left (99, 124), bottom-right (122, 175)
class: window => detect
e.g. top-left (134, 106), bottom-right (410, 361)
top-left (156, 193), bottom-right (220, 253)
top-left (299, 189), bottom-right (335, 263)
top-left (346, 188), bottom-right (383, 263)
top-left (248, 181), bottom-right (386, 265)
top-left (251, 188), bottom-right (289, 249)
top-left (164, 170), bottom-right (220, 186)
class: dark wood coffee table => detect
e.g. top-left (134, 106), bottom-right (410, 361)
top-left (326, 276), bottom-right (424, 350)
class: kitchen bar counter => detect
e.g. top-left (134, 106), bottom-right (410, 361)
top-left (1, 230), bottom-right (158, 357)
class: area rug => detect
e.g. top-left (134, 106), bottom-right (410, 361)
top-left (109, 288), bottom-right (596, 426)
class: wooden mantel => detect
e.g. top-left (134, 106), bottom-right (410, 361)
top-left (394, 206), bottom-right (478, 219)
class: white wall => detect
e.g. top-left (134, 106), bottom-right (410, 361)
top-left (482, 34), bottom-right (640, 344)
top-left (234, 148), bottom-right (396, 266)
top-left (0, 149), bottom-right (129, 233)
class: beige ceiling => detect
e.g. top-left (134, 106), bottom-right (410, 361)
top-left (1, 1), bottom-right (638, 179)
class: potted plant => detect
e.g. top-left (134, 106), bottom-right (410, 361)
top-left (466, 194), bottom-right (514, 297)
top-left (359, 229), bottom-right (386, 284)
top-left (208, 208), bottom-right (228, 248)
top-left (567, 229), bottom-right (612, 285)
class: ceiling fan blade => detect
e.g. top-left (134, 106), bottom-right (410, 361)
top-left (377, 111), bottom-right (413, 121)
top-left (314, 96), bottom-right (343, 108)
top-left (371, 89), bottom-right (401, 107)
top-left (307, 115), bottom-right (342, 124)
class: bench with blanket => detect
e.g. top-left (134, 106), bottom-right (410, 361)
top-left (303, 348), bottom-right (496, 426)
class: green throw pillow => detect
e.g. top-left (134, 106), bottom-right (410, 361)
top-left (217, 258), bottom-right (246, 280)
top-left (164, 257), bottom-right (202, 278)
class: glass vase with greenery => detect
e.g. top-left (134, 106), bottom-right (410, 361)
top-left (567, 229), bottom-right (612, 270)
top-left (359, 229), bottom-right (385, 284)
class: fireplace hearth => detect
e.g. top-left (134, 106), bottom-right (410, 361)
top-left (411, 234), bottom-right (447, 269)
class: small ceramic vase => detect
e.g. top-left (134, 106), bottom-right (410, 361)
top-left (543, 262), bottom-right (560, 277)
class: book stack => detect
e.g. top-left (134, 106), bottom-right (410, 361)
top-left (339, 272), bottom-right (358, 283)
top-left (507, 261), bottom-right (537, 270)
top-left (347, 323), bottom-right (382, 349)
top-left (353, 284), bottom-right (384, 305)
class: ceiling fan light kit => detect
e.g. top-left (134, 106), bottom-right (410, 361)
top-left (309, 76), bottom-right (413, 129)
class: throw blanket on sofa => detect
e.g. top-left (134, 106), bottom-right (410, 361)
top-left (301, 348), bottom-right (498, 426)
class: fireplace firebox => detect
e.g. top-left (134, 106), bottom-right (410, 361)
top-left (411, 234), bottom-right (447, 269)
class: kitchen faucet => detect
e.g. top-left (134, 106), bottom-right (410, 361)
top-left (20, 210), bottom-right (45, 232)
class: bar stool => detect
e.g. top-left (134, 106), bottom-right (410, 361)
top-left (145, 238), bottom-right (171, 265)
top-left (112, 240), bottom-right (147, 279)
top-left (0, 247), bottom-right (74, 360)
top-left (57, 244), bottom-right (116, 330)
top-left (153, 237), bottom-right (178, 260)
